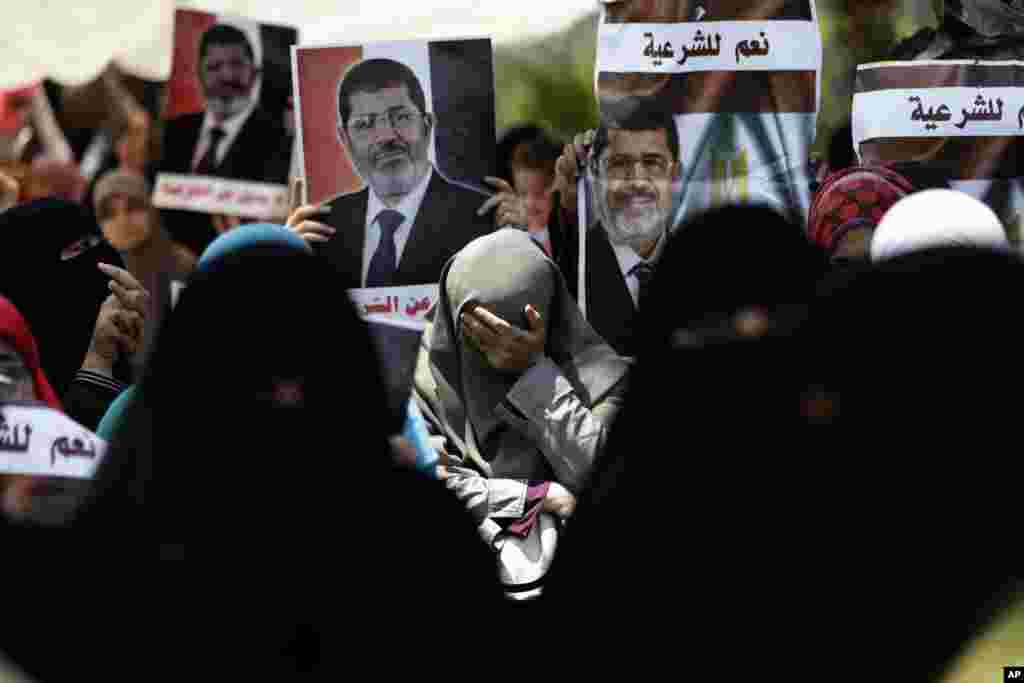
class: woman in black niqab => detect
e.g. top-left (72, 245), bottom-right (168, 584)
top-left (3, 235), bottom-right (503, 679)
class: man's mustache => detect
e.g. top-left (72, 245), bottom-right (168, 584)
top-left (371, 141), bottom-right (411, 164)
top-left (210, 82), bottom-right (250, 93)
top-left (616, 188), bottom-right (659, 203)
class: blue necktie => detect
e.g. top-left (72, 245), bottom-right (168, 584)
top-left (629, 262), bottom-right (655, 307)
top-left (365, 209), bottom-right (404, 287)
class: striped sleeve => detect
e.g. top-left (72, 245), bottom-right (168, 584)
top-left (73, 369), bottom-right (126, 396)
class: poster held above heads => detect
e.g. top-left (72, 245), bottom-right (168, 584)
top-left (852, 60), bottom-right (1024, 244)
top-left (152, 9), bottom-right (298, 222)
top-left (595, 0), bottom-right (822, 224)
top-left (292, 38), bottom-right (497, 290)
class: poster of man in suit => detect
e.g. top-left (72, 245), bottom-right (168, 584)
top-left (595, 0), bottom-right (822, 223)
top-left (153, 10), bottom-right (297, 249)
top-left (292, 39), bottom-right (495, 289)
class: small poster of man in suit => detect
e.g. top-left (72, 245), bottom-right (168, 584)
top-left (292, 39), bottom-right (496, 289)
top-left (153, 9), bottom-right (297, 233)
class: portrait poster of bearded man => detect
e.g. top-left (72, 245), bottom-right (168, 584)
top-left (594, 0), bottom-right (823, 225)
top-left (291, 39), bottom-right (496, 291)
top-left (153, 10), bottom-right (297, 250)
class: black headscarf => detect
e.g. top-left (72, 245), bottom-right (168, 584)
top-left (0, 198), bottom-right (125, 395)
top-left (543, 238), bottom-right (1020, 683)
top-left (2, 239), bottom-right (504, 679)
top-left (543, 205), bottom-right (827, 613)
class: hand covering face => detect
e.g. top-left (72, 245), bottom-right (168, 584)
top-left (428, 228), bottom-right (628, 471)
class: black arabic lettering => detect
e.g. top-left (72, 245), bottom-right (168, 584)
top-left (955, 108), bottom-right (971, 129)
top-left (737, 32), bottom-right (771, 62)
top-left (50, 436), bottom-right (99, 465)
top-left (0, 417), bottom-right (31, 453)
top-left (909, 97), bottom-right (954, 130)
top-left (909, 96), bottom-right (925, 121)
top-left (735, 40), bottom-right (750, 63)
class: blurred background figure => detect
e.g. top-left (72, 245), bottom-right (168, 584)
top-left (0, 170), bottom-right (18, 213)
top-left (892, 0), bottom-right (1024, 60)
top-left (93, 169), bottom-right (196, 296)
top-left (0, 199), bottom-right (124, 397)
top-left (0, 82), bottom-right (73, 165)
top-left (480, 124), bottom-right (564, 256)
top-left (869, 188), bottom-right (1010, 261)
top-left (808, 164), bottom-right (915, 265)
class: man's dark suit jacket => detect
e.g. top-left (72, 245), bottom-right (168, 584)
top-left (157, 106), bottom-right (292, 257)
top-left (316, 171), bottom-right (494, 289)
top-left (555, 214), bottom-right (640, 358)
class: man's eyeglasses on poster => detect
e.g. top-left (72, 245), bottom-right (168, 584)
top-left (347, 108), bottom-right (422, 136)
top-left (601, 154), bottom-right (672, 180)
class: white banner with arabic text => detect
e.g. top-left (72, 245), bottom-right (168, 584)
top-left (0, 404), bottom-right (107, 479)
top-left (853, 87), bottom-right (1024, 151)
top-left (152, 173), bottom-right (290, 221)
top-left (347, 285), bottom-right (438, 328)
top-left (598, 21), bottom-right (821, 74)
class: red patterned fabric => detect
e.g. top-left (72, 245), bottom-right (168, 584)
top-left (808, 165), bottom-right (915, 253)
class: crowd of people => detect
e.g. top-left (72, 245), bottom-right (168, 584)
top-left (1, 0), bottom-right (1022, 677)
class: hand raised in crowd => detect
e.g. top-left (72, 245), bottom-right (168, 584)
top-left (476, 176), bottom-right (527, 228)
top-left (286, 177), bottom-right (334, 244)
top-left (82, 293), bottom-right (142, 376)
top-left (550, 129), bottom-right (595, 215)
top-left (542, 482), bottom-right (576, 519)
top-left (98, 263), bottom-right (152, 318)
top-left (461, 303), bottom-right (546, 374)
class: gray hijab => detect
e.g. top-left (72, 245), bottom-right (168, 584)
top-left (428, 229), bottom-right (628, 476)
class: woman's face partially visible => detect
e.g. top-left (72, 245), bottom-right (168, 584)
top-left (0, 339), bottom-right (35, 402)
top-left (512, 167), bottom-right (554, 231)
top-left (98, 193), bottom-right (152, 252)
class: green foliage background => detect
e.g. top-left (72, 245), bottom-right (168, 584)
top-left (494, 1), bottom-right (939, 157)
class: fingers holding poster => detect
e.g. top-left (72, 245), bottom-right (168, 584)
top-left (153, 9), bottom-right (297, 227)
top-left (594, 0), bottom-right (822, 224)
top-left (292, 39), bottom-right (497, 290)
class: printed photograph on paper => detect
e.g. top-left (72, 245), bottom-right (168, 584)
top-left (292, 38), bottom-right (497, 289)
top-left (153, 9), bottom-right (298, 221)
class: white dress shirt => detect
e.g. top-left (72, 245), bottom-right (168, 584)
top-left (361, 166), bottom-right (434, 286)
top-left (611, 229), bottom-right (668, 308)
top-left (190, 101), bottom-right (257, 172)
